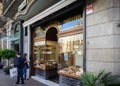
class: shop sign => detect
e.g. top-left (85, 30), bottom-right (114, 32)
top-left (34, 41), bottom-right (45, 46)
top-left (35, 27), bottom-right (42, 34)
top-left (43, 51), bottom-right (52, 54)
top-left (35, 26), bottom-right (45, 37)
top-left (35, 31), bottom-right (45, 37)
top-left (86, 4), bottom-right (93, 15)
top-left (18, 0), bottom-right (27, 12)
top-left (60, 19), bottom-right (80, 31)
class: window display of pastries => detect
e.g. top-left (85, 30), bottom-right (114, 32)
top-left (34, 61), bottom-right (57, 70)
top-left (59, 66), bottom-right (83, 76)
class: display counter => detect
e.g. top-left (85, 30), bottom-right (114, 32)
top-left (34, 66), bottom-right (58, 80)
top-left (34, 66), bottom-right (57, 70)
top-left (58, 73), bottom-right (83, 86)
top-left (58, 72), bottom-right (80, 79)
top-left (58, 66), bottom-right (83, 86)
top-left (34, 44), bottom-right (58, 80)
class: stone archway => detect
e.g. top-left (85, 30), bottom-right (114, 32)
top-left (45, 26), bottom-right (59, 62)
top-left (46, 27), bottom-right (58, 42)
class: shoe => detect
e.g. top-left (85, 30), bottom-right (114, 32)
top-left (21, 82), bottom-right (24, 84)
top-left (16, 82), bottom-right (19, 84)
top-left (13, 84), bottom-right (17, 86)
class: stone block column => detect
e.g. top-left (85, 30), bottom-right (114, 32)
top-left (86, 0), bottom-right (120, 74)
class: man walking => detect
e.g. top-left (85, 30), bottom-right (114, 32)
top-left (16, 53), bottom-right (24, 84)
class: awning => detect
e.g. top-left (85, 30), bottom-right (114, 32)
top-left (1, 36), bottom-right (19, 41)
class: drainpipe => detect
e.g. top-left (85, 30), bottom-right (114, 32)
top-left (83, 0), bottom-right (87, 72)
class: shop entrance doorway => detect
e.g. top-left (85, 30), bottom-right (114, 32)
top-left (46, 27), bottom-right (58, 42)
top-left (46, 27), bottom-right (59, 83)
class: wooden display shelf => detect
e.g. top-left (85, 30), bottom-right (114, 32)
top-left (58, 72), bottom-right (80, 79)
top-left (34, 66), bottom-right (57, 71)
top-left (34, 66), bottom-right (46, 70)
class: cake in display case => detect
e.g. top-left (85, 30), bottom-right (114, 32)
top-left (58, 66), bottom-right (83, 78)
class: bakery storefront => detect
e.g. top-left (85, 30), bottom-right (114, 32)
top-left (32, 1), bottom-right (84, 85)
top-left (33, 26), bottom-right (59, 80)
top-left (57, 18), bottom-right (83, 86)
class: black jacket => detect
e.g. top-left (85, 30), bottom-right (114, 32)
top-left (16, 57), bottom-right (24, 68)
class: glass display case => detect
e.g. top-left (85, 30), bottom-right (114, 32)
top-left (34, 45), bottom-right (57, 70)
top-left (58, 34), bottom-right (83, 79)
top-left (34, 44), bottom-right (58, 79)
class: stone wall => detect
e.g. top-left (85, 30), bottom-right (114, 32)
top-left (86, 0), bottom-right (120, 74)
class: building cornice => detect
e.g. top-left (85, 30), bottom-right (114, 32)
top-left (23, 0), bottom-right (76, 27)
top-left (3, 0), bottom-right (15, 16)
top-left (14, 0), bottom-right (35, 19)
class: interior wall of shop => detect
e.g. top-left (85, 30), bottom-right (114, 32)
top-left (86, 0), bottom-right (120, 74)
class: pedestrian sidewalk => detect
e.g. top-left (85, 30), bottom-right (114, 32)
top-left (32, 75), bottom-right (59, 86)
top-left (0, 69), bottom-right (48, 86)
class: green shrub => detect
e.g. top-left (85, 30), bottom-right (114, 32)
top-left (81, 70), bottom-right (120, 86)
top-left (3, 67), bottom-right (10, 74)
top-left (1, 49), bottom-right (16, 67)
top-left (2, 49), bottom-right (16, 60)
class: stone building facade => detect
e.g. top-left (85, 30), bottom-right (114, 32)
top-left (86, 0), bottom-right (120, 74)
top-left (0, 0), bottom-right (120, 75)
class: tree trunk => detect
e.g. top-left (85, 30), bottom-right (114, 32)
top-left (8, 59), bottom-right (9, 68)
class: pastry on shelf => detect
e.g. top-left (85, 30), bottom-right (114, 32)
top-left (59, 66), bottom-right (83, 76)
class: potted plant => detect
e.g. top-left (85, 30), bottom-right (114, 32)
top-left (80, 70), bottom-right (120, 86)
top-left (0, 64), bottom-right (3, 69)
top-left (1, 49), bottom-right (16, 74)
top-left (0, 49), bottom-right (3, 69)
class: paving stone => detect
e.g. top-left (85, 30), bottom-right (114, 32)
top-left (0, 69), bottom-right (48, 86)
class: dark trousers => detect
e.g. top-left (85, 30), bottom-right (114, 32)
top-left (22, 65), bottom-right (27, 80)
top-left (16, 68), bottom-right (24, 84)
